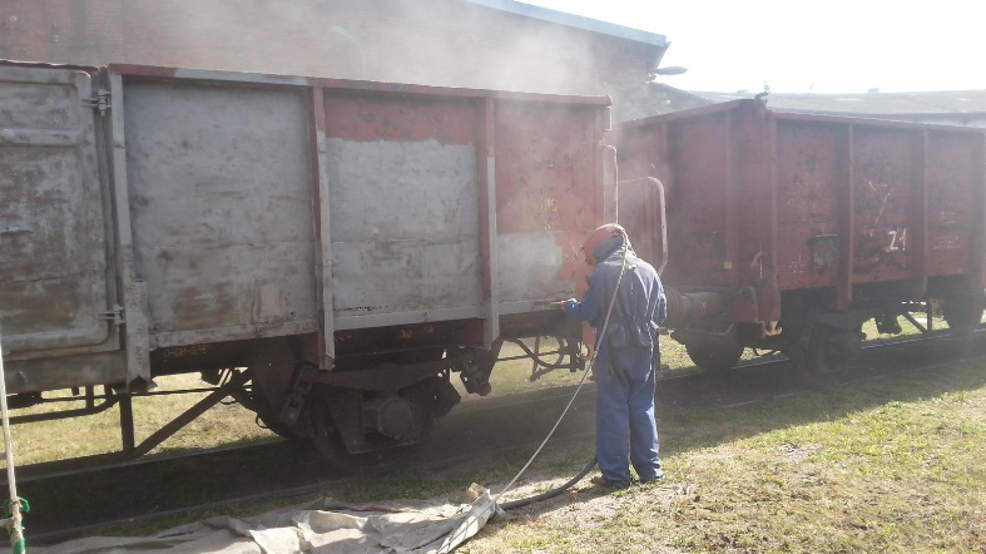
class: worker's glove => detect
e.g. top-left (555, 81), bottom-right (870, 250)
top-left (563, 299), bottom-right (579, 313)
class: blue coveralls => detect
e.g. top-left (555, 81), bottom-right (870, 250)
top-left (564, 237), bottom-right (666, 486)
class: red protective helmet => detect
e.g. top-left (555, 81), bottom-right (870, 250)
top-left (581, 223), bottom-right (625, 265)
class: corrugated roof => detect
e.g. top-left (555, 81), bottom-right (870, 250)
top-left (460, 0), bottom-right (667, 47)
top-left (695, 90), bottom-right (986, 115)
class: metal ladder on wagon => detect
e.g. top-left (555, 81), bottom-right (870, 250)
top-left (0, 330), bottom-right (29, 553)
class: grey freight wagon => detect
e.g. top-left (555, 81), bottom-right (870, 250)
top-left (0, 61), bottom-right (615, 461)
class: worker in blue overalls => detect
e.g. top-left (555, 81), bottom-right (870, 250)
top-left (562, 223), bottom-right (666, 489)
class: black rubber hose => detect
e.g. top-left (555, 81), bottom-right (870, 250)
top-left (499, 457), bottom-right (597, 510)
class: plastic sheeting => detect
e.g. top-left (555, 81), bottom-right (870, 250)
top-left (35, 488), bottom-right (496, 554)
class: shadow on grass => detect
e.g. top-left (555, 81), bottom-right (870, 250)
top-left (669, 353), bottom-right (984, 451)
top-left (485, 337), bottom-right (986, 520)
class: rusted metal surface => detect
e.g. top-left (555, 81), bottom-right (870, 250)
top-left (4, 60), bottom-right (609, 406)
top-left (322, 92), bottom-right (482, 327)
top-left (974, 132), bottom-right (986, 289)
top-left (617, 99), bottom-right (986, 324)
top-left (617, 177), bottom-right (666, 272)
top-left (836, 124), bottom-right (856, 309)
top-left (927, 129), bottom-right (982, 281)
top-left (910, 131), bottom-right (929, 296)
top-left (0, 65), bottom-right (117, 360)
top-left (495, 101), bottom-right (604, 306)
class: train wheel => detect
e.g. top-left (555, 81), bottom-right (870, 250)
top-left (685, 340), bottom-right (744, 372)
top-left (253, 384), bottom-right (308, 440)
top-left (244, 341), bottom-right (308, 440)
top-left (308, 377), bottom-right (454, 469)
top-left (805, 325), bottom-right (862, 374)
top-left (942, 294), bottom-right (984, 339)
top-left (310, 396), bottom-right (356, 472)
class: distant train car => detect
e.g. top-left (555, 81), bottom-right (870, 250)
top-left (616, 99), bottom-right (986, 374)
top-left (0, 61), bottom-right (615, 459)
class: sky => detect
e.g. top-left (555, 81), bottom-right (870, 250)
top-left (526, 0), bottom-right (984, 94)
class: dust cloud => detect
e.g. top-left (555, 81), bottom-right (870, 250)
top-left (0, 0), bottom-right (624, 97)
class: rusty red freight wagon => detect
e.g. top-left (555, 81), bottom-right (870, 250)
top-left (0, 60), bottom-right (615, 462)
top-left (616, 99), bottom-right (986, 374)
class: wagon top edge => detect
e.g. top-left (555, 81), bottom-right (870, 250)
top-left (0, 58), bottom-right (612, 107)
top-left (106, 63), bottom-right (612, 107)
top-left (616, 98), bottom-right (986, 136)
top-left (0, 58), bottom-right (101, 73)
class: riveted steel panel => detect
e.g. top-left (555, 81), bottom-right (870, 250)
top-left (322, 94), bottom-right (483, 325)
top-left (123, 80), bottom-right (317, 346)
top-left (0, 65), bottom-right (113, 357)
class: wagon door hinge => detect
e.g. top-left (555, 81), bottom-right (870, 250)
top-left (99, 305), bottom-right (125, 326)
top-left (82, 89), bottom-right (111, 116)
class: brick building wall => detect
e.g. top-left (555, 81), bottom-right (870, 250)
top-left (0, 0), bottom-right (663, 120)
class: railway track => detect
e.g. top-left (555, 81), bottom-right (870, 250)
top-left (13, 327), bottom-right (952, 484)
top-left (19, 328), bottom-right (986, 545)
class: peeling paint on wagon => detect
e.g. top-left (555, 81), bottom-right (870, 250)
top-left (322, 95), bottom-right (476, 145)
top-left (494, 102), bottom-right (606, 303)
top-left (617, 99), bottom-right (986, 325)
top-left (1, 60), bottom-right (610, 399)
top-left (325, 137), bottom-right (482, 318)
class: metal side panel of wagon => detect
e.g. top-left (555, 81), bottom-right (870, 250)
top-left (0, 62), bottom-right (128, 396)
top-left (106, 64), bottom-right (613, 456)
top-left (616, 99), bottom-right (986, 375)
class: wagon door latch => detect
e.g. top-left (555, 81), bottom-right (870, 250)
top-left (98, 305), bottom-right (125, 326)
top-left (82, 89), bottom-right (111, 116)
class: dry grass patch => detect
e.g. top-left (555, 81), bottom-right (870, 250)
top-left (13, 374), bottom-right (274, 465)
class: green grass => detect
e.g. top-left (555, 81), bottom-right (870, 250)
top-left (12, 375), bottom-right (276, 465)
top-left (461, 356), bottom-right (986, 553)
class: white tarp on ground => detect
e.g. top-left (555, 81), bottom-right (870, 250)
top-left (35, 488), bottom-right (496, 554)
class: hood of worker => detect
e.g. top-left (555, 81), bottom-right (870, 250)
top-left (592, 235), bottom-right (626, 264)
